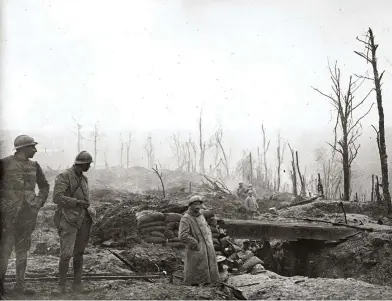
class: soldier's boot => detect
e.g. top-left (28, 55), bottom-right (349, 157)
top-left (0, 277), bottom-right (5, 300)
top-left (13, 258), bottom-right (34, 296)
top-left (51, 259), bottom-right (69, 296)
top-left (72, 254), bottom-right (89, 294)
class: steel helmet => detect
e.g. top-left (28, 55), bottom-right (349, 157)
top-left (14, 135), bottom-right (38, 150)
top-left (74, 151), bottom-right (93, 165)
top-left (188, 195), bottom-right (203, 206)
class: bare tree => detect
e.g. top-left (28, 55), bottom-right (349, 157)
top-left (169, 133), bottom-right (183, 169)
top-left (295, 151), bottom-right (306, 197)
top-left (355, 28), bottom-right (392, 212)
top-left (144, 134), bottom-right (154, 169)
top-left (126, 132), bottom-right (132, 169)
top-left (198, 109), bottom-right (206, 174)
top-left (275, 131), bottom-right (286, 192)
top-left (104, 151), bottom-right (109, 169)
top-left (214, 127), bottom-right (230, 177)
top-left (262, 124), bottom-right (271, 189)
top-left (120, 142), bottom-right (124, 170)
top-left (91, 123), bottom-right (100, 169)
top-left (288, 144), bottom-right (298, 196)
top-left (312, 61), bottom-right (373, 201)
top-left (315, 147), bottom-right (342, 200)
top-left (152, 164), bottom-right (165, 199)
top-left (72, 117), bottom-right (84, 153)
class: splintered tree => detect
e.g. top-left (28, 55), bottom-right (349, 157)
top-left (72, 116), bottom-right (84, 153)
top-left (262, 124), bottom-right (271, 189)
top-left (169, 133), bottom-right (183, 170)
top-left (198, 109), bottom-right (206, 174)
top-left (355, 28), bottom-right (392, 213)
top-left (214, 127), bottom-right (230, 178)
top-left (126, 132), bottom-right (132, 169)
top-left (91, 123), bottom-right (100, 169)
top-left (145, 134), bottom-right (154, 169)
top-left (275, 131), bottom-right (286, 192)
top-left (313, 61), bottom-right (373, 201)
top-left (288, 144), bottom-right (298, 196)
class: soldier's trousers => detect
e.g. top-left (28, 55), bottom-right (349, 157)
top-left (58, 214), bottom-right (91, 261)
top-left (0, 202), bottom-right (38, 290)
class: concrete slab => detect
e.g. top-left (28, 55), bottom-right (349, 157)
top-left (219, 219), bottom-right (359, 241)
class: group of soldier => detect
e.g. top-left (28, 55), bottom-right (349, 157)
top-left (0, 134), bottom-right (238, 298)
top-left (237, 182), bottom-right (259, 215)
top-left (0, 135), bottom-right (95, 298)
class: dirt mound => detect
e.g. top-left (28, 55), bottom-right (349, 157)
top-left (307, 231), bottom-right (392, 287)
top-left (228, 271), bottom-right (392, 300)
top-left (120, 244), bottom-right (184, 274)
top-left (279, 199), bottom-right (381, 219)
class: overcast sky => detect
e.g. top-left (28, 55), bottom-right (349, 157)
top-left (1, 0), bottom-right (392, 184)
top-left (2, 0), bottom-right (392, 134)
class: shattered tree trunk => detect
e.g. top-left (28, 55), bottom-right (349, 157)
top-left (355, 28), bottom-right (391, 212)
top-left (369, 29), bottom-right (391, 212)
top-left (375, 175), bottom-right (382, 203)
top-left (371, 174), bottom-right (375, 203)
top-left (296, 151), bottom-right (306, 197)
top-left (317, 173), bottom-right (324, 198)
top-left (288, 145), bottom-right (298, 196)
top-left (249, 152), bottom-right (253, 184)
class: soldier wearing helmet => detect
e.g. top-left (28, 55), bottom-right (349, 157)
top-left (178, 195), bottom-right (219, 286)
top-left (236, 182), bottom-right (247, 200)
top-left (0, 135), bottom-right (49, 297)
top-left (52, 151), bottom-right (96, 295)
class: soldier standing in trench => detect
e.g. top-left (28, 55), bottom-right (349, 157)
top-left (52, 151), bottom-right (96, 295)
top-left (179, 195), bottom-right (220, 286)
top-left (0, 135), bottom-right (50, 298)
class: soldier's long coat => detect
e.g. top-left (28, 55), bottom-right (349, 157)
top-left (179, 210), bottom-right (219, 285)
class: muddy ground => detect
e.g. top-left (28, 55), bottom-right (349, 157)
top-left (4, 174), bottom-right (392, 299)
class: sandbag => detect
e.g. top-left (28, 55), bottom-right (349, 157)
top-left (239, 256), bottom-right (263, 273)
top-left (213, 238), bottom-right (220, 245)
top-left (168, 237), bottom-right (181, 243)
top-left (164, 213), bottom-right (183, 223)
top-left (142, 236), bottom-right (166, 244)
top-left (150, 231), bottom-right (165, 238)
top-left (166, 221), bottom-right (179, 230)
top-left (137, 212), bottom-right (165, 226)
top-left (139, 226), bottom-right (166, 235)
top-left (164, 229), bottom-right (175, 239)
top-left (202, 209), bottom-right (215, 220)
top-left (166, 242), bottom-right (185, 249)
top-left (210, 227), bottom-right (219, 234)
top-left (138, 221), bottom-right (166, 229)
top-left (136, 210), bottom-right (156, 220)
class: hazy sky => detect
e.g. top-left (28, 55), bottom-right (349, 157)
top-left (2, 0), bottom-right (392, 135)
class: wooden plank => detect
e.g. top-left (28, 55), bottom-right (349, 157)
top-left (219, 219), bottom-right (359, 241)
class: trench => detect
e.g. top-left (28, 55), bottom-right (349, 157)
top-left (253, 239), bottom-right (341, 278)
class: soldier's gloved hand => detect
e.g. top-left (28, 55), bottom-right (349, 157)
top-left (76, 200), bottom-right (90, 208)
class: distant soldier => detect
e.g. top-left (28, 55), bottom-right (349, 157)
top-left (244, 190), bottom-right (258, 217)
top-left (179, 195), bottom-right (219, 286)
top-left (0, 135), bottom-right (49, 297)
top-left (246, 183), bottom-right (257, 198)
top-left (52, 151), bottom-right (96, 295)
top-left (236, 182), bottom-right (247, 200)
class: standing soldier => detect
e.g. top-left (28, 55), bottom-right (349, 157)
top-left (0, 135), bottom-right (50, 297)
top-left (236, 182), bottom-right (247, 200)
top-left (52, 151), bottom-right (95, 295)
top-left (179, 195), bottom-right (219, 286)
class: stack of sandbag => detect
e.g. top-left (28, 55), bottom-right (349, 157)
top-left (239, 255), bottom-right (264, 273)
top-left (202, 209), bottom-right (221, 252)
top-left (137, 210), bottom-right (166, 244)
top-left (163, 212), bottom-right (184, 248)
